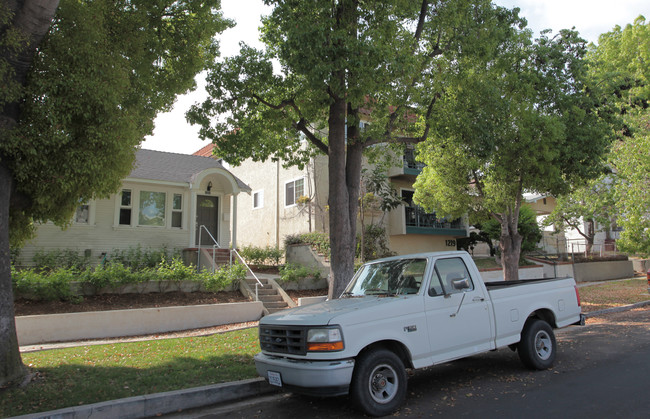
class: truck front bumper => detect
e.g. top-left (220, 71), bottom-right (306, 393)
top-left (254, 352), bottom-right (355, 397)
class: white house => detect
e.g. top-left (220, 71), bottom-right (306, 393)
top-left (19, 149), bottom-right (250, 265)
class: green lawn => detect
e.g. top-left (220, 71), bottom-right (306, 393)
top-left (0, 328), bottom-right (259, 417)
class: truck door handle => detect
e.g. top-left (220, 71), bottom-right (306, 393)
top-left (473, 297), bottom-right (485, 302)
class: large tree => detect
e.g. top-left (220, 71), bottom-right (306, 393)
top-left (413, 28), bottom-right (612, 281)
top-left (0, 0), bottom-right (231, 387)
top-left (587, 17), bottom-right (650, 255)
top-left (188, 0), bottom-right (523, 298)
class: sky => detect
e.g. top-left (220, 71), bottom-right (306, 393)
top-left (141, 0), bottom-right (649, 155)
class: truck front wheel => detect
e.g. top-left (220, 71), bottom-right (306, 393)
top-left (350, 348), bottom-right (407, 417)
top-left (518, 318), bottom-right (556, 370)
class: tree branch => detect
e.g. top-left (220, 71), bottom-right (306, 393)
top-left (413, 1), bottom-right (430, 44)
top-left (294, 118), bottom-right (329, 155)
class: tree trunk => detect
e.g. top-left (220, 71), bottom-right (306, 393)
top-left (0, 163), bottom-right (25, 387)
top-left (499, 210), bottom-right (523, 282)
top-left (0, 0), bottom-right (60, 387)
top-left (585, 219), bottom-right (595, 255)
top-left (327, 95), bottom-right (364, 298)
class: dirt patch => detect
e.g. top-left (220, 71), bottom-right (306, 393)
top-left (14, 291), bottom-right (248, 316)
top-left (14, 288), bottom-right (330, 316)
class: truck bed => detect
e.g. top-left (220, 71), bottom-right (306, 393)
top-left (484, 277), bottom-right (570, 290)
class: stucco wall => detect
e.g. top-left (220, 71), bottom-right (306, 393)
top-left (231, 155), bottom-right (328, 249)
top-left (388, 234), bottom-right (458, 256)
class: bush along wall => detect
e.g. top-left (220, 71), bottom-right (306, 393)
top-left (11, 260), bottom-right (247, 302)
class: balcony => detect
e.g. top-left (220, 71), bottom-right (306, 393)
top-left (403, 148), bottom-right (425, 175)
top-left (388, 147), bottom-right (425, 178)
top-left (404, 206), bottom-right (464, 236)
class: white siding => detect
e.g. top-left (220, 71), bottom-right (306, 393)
top-left (20, 181), bottom-right (193, 266)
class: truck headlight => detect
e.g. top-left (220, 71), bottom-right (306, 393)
top-left (307, 327), bottom-right (344, 351)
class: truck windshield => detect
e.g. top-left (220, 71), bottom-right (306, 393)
top-left (342, 258), bottom-right (427, 297)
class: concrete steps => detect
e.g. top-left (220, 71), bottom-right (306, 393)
top-left (246, 277), bottom-right (289, 313)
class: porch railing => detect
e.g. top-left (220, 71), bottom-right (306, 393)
top-left (197, 225), bottom-right (220, 272)
top-left (230, 248), bottom-right (264, 301)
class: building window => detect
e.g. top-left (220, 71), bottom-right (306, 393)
top-left (172, 193), bottom-right (182, 228)
top-left (253, 190), bottom-right (264, 209)
top-left (139, 191), bottom-right (166, 226)
top-left (74, 203), bottom-right (89, 224)
top-left (285, 178), bottom-right (304, 207)
top-left (119, 189), bottom-right (132, 225)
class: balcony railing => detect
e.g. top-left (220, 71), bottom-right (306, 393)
top-left (403, 148), bottom-right (425, 173)
top-left (405, 206), bottom-right (462, 230)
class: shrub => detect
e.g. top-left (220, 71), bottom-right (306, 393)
top-left (84, 262), bottom-right (140, 290)
top-left (279, 263), bottom-right (321, 282)
top-left (33, 249), bottom-right (92, 271)
top-left (284, 232), bottom-right (330, 257)
top-left (283, 234), bottom-right (304, 246)
top-left (13, 254), bottom-right (246, 302)
top-left (357, 224), bottom-right (394, 261)
top-left (156, 257), bottom-right (195, 282)
top-left (12, 267), bottom-right (80, 302)
top-left (108, 245), bottom-right (179, 271)
top-left (238, 245), bottom-right (282, 266)
top-left (202, 264), bottom-right (247, 292)
top-left (10, 246), bottom-right (21, 266)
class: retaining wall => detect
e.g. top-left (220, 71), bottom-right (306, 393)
top-left (572, 260), bottom-right (635, 282)
top-left (479, 264), bottom-right (545, 282)
top-left (16, 301), bottom-right (264, 345)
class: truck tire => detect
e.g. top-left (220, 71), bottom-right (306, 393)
top-left (350, 348), bottom-right (408, 417)
top-left (518, 318), bottom-right (556, 370)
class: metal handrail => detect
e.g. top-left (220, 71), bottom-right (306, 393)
top-left (230, 248), bottom-right (264, 301)
top-left (197, 225), bottom-right (220, 272)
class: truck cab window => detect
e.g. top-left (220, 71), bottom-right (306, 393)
top-left (431, 257), bottom-right (473, 295)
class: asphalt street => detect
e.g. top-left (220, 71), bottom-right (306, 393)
top-left (170, 307), bottom-right (650, 418)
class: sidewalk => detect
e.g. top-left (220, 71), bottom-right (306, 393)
top-left (13, 293), bottom-right (650, 419)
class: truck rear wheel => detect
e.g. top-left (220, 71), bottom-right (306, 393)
top-left (350, 348), bottom-right (407, 417)
top-left (518, 318), bottom-right (556, 370)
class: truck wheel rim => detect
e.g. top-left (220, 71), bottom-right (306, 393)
top-left (368, 363), bottom-right (398, 404)
top-left (534, 330), bottom-right (552, 360)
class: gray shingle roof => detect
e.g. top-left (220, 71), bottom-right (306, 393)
top-left (129, 149), bottom-right (250, 192)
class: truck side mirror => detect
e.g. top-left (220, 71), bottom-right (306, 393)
top-left (452, 278), bottom-right (470, 290)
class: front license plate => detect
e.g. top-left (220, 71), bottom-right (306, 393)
top-left (268, 371), bottom-right (282, 387)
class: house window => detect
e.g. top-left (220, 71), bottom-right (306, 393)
top-left (74, 203), bottom-right (89, 224)
top-left (285, 178), bottom-right (305, 207)
top-left (119, 189), bottom-right (132, 225)
top-left (172, 193), bottom-right (183, 228)
top-left (253, 190), bottom-right (264, 209)
top-left (139, 191), bottom-right (166, 226)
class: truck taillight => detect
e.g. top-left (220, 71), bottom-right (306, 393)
top-left (574, 286), bottom-right (581, 307)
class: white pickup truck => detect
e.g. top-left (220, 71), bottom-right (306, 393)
top-left (255, 251), bottom-right (583, 416)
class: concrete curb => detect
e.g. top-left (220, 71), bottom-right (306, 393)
top-left (12, 378), bottom-right (279, 419)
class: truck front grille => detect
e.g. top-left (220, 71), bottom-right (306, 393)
top-left (259, 326), bottom-right (307, 355)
